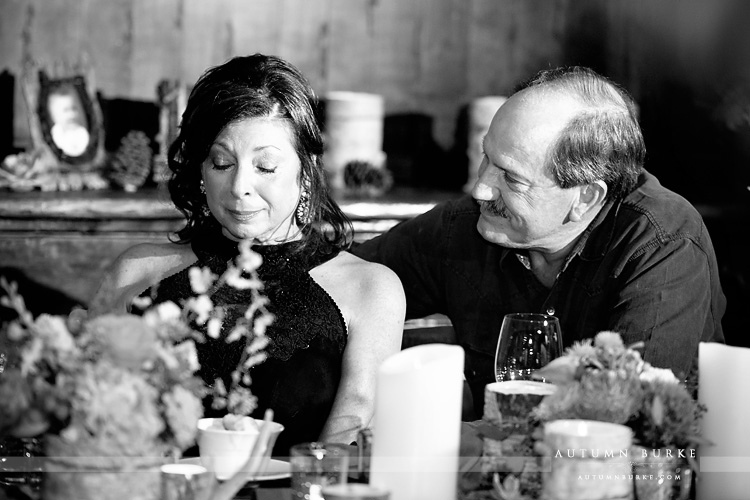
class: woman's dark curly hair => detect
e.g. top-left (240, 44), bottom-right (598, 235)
top-left (167, 54), bottom-right (352, 252)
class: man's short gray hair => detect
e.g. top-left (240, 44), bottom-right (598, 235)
top-left (518, 66), bottom-right (645, 200)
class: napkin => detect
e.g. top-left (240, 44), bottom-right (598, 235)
top-left (369, 344), bottom-right (464, 500)
top-left (698, 342), bottom-right (750, 500)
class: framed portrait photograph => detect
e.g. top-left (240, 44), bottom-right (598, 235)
top-left (20, 68), bottom-right (106, 176)
top-left (35, 71), bottom-right (105, 169)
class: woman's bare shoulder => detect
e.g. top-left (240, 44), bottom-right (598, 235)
top-left (89, 242), bottom-right (196, 314)
top-left (313, 250), bottom-right (405, 311)
top-left (333, 251), bottom-right (402, 285)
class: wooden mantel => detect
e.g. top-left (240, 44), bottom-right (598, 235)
top-left (0, 187), bottom-right (456, 308)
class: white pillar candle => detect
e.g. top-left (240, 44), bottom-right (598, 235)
top-left (483, 380), bottom-right (556, 429)
top-left (323, 91), bottom-right (385, 191)
top-left (543, 419), bottom-right (633, 500)
top-left (160, 463), bottom-right (215, 500)
top-left (698, 342), bottom-right (750, 499)
top-left (369, 344), bottom-right (464, 500)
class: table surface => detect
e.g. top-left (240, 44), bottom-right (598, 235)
top-left (0, 450), bottom-right (366, 500)
top-left (255, 490), bottom-right (291, 500)
top-left (0, 483), bottom-right (292, 500)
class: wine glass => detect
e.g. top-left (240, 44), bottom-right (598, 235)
top-left (494, 313), bottom-right (563, 382)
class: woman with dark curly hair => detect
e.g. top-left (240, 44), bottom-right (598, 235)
top-left (90, 54), bottom-right (405, 455)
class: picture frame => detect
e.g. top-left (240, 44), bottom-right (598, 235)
top-left (23, 67), bottom-right (106, 173)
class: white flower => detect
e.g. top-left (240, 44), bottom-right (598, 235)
top-left (20, 337), bottom-right (43, 376)
top-left (130, 295), bottom-right (152, 311)
top-left (640, 366), bottom-right (679, 385)
top-left (189, 267), bottom-right (216, 295)
top-left (155, 344), bottom-right (179, 370)
top-left (594, 331), bottom-right (625, 350)
top-left (253, 313), bottom-right (274, 336)
top-left (143, 301), bottom-right (182, 325)
top-left (243, 296), bottom-right (269, 319)
top-left (162, 386), bottom-right (202, 450)
top-left (34, 314), bottom-right (76, 354)
top-left (184, 295), bottom-right (213, 325)
top-left (173, 340), bottom-right (201, 373)
top-left (237, 241), bottom-right (263, 272)
top-left (243, 352), bottom-right (267, 370)
top-left (246, 334), bottom-right (269, 355)
top-left (85, 315), bottom-right (158, 369)
top-left (59, 425), bottom-right (80, 443)
top-left (207, 317), bottom-right (223, 339)
top-left (226, 324), bottom-right (248, 343)
top-left (7, 321), bottom-right (26, 341)
top-left (224, 267), bottom-right (259, 290)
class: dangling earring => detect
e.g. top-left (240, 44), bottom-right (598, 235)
top-left (296, 188), bottom-right (311, 225)
top-left (200, 179), bottom-right (211, 217)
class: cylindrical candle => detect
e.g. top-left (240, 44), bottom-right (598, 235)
top-left (483, 380), bottom-right (556, 430)
top-left (323, 91), bottom-right (385, 191)
top-left (369, 344), bottom-right (464, 500)
top-left (543, 419), bottom-right (632, 500)
top-left (698, 342), bottom-right (750, 499)
top-left (160, 463), bottom-right (216, 500)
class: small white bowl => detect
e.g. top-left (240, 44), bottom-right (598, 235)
top-left (197, 417), bottom-right (284, 481)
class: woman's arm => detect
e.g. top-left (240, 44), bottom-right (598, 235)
top-left (88, 243), bottom-right (195, 316)
top-left (317, 257), bottom-right (406, 444)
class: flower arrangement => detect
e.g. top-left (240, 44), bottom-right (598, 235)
top-left (0, 278), bottom-right (204, 456)
top-left (458, 331), bottom-right (706, 500)
top-left (0, 238), bottom-right (273, 456)
top-left (531, 331), bottom-right (706, 467)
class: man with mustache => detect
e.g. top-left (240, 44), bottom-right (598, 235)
top-left (352, 66), bottom-right (725, 418)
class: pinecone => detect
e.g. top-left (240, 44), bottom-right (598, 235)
top-left (109, 131), bottom-right (153, 192)
top-left (343, 160), bottom-right (393, 198)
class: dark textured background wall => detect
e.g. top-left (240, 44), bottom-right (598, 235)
top-left (1, 0), bottom-right (748, 345)
top-left (1, 0), bottom-right (748, 197)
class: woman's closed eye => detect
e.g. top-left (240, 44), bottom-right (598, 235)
top-left (206, 151), bottom-right (235, 170)
top-left (211, 161), bottom-right (234, 171)
top-left (255, 161), bottom-right (277, 174)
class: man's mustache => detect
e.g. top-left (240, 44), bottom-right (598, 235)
top-left (479, 198), bottom-right (509, 218)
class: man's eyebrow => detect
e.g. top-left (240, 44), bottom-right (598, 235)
top-left (480, 135), bottom-right (502, 169)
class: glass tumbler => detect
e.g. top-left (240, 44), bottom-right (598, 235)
top-left (290, 442), bottom-right (349, 500)
top-left (0, 436), bottom-right (43, 490)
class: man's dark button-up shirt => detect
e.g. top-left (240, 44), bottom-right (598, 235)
top-left (353, 171), bottom-right (726, 412)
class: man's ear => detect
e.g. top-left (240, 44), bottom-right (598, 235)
top-left (570, 180), bottom-right (607, 222)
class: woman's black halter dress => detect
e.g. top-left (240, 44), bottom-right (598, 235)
top-left (149, 228), bottom-right (347, 456)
